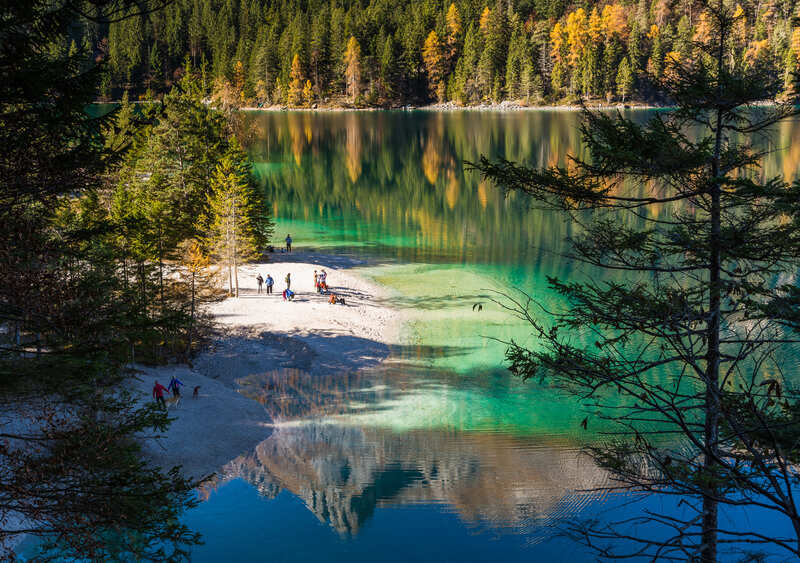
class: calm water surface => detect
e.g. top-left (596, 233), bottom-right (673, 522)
top-left (186, 110), bottom-right (800, 561)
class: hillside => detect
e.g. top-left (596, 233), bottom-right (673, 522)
top-left (68, 0), bottom-right (800, 105)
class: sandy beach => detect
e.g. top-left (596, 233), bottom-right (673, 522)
top-left (133, 253), bottom-right (402, 481)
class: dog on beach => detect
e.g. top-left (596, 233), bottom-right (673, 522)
top-left (165, 395), bottom-right (181, 409)
top-left (193, 385), bottom-right (200, 399)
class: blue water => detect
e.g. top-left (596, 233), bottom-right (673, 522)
top-left (186, 480), bottom-right (585, 563)
top-left (156, 110), bottom-right (800, 561)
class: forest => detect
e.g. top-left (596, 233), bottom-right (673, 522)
top-left (58, 0), bottom-right (800, 106)
top-left (0, 1), bottom-right (271, 556)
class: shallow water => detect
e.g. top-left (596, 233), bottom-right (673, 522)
top-left (191, 110), bottom-right (800, 561)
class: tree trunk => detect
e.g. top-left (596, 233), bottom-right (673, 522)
top-left (701, 16), bottom-right (726, 560)
top-left (186, 269), bottom-right (195, 358)
top-left (158, 229), bottom-right (165, 312)
top-left (233, 203), bottom-right (239, 298)
top-left (123, 253), bottom-right (129, 290)
top-left (227, 213), bottom-right (233, 296)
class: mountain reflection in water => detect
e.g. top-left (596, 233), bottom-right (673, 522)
top-left (209, 368), bottom-right (608, 538)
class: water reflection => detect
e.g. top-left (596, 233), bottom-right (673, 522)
top-left (208, 368), bottom-right (607, 537)
top-left (246, 110), bottom-right (800, 267)
top-left (246, 111), bottom-right (585, 267)
top-left (222, 110), bottom-right (800, 556)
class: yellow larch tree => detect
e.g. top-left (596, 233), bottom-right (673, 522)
top-left (479, 6), bottom-right (491, 34)
top-left (233, 60), bottom-right (246, 105)
top-left (588, 7), bottom-right (604, 43)
top-left (446, 3), bottom-right (462, 43)
top-left (445, 3), bottom-right (462, 63)
top-left (422, 30), bottom-right (446, 102)
top-left (601, 4), bottom-right (629, 39)
top-left (344, 36), bottom-right (362, 103)
top-left (565, 8), bottom-right (588, 73)
top-left (287, 53), bottom-right (304, 107)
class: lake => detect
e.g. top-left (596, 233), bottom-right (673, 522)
top-left (187, 109), bottom-right (800, 561)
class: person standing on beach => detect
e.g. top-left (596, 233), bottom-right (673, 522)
top-left (168, 376), bottom-right (183, 398)
top-left (266, 274), bottom-right (274, 294)
top-left (152, 381), bottom-right (168, 408)
top-left (314, 270), bottom-right (319, 293)
top-left (320, 269), bottom-right (328, 293)
top-left (256, 273), bottom-right (264, 294)
top-left (285, 272), bottom-right (291, 290)
top-left (285, 233), bottom-right (292, 252)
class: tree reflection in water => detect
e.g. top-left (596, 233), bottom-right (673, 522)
top-left (217, 368), bottom-right (608, 537)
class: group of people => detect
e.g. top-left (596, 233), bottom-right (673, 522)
top-left (255, 273), bottom-right (274, 294)
top-left (253, 269), bottom-right (346, 304)
top-left (252, 234), bottom-right (346, 304)
top-left (152, 376), bottom-right (183, 407)
top-left (255, 272), bottom-right (295, 299)
top-left (314, 269), bottom-right (328, 293)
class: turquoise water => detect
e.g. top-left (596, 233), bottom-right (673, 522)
top-left (189, 111), bottom-right (800, 560)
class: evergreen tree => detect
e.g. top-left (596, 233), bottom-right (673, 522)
top-left (0, 1), bottom-right (201, 559)
top-left (205, 153), bottom-right (261, 298)
top-left (616, 56), bottom-right (633, 101)
top-left (648, 25), bottom-right (665, 78)
top-left (94, 0), bottom-right (800, 106)
top-left (474, 2), bottom-right (800, 559)
top-left (380, 34), bottom-right (398, 101)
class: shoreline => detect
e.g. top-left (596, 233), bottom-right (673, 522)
top-left (238, 101), bottom-right (666, 112)
top-left (133, 254), bottom-right (403, 481)
top-left (11, 252), bottom-right (403, 557)
top-left (93, 99), bottom-right (669, 112)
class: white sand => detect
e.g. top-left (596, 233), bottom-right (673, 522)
top-left (213, 260), bottom-right (399, 343)
top-left (8, 254), bottom-right (402, 556)
top-left (130, 366), bottom-right (272, 480)
top-left (134, 255), bottom-right (402, 481)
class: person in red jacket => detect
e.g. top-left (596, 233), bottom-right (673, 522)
top-left (152, 381), bottom-right (168, 408)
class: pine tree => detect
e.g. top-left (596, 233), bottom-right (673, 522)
top-left (380, 34), bottom-right (397, 101)
top-left (179, 239), bottom-right (219, 358)
top-left (1, 2), bottom-right (200, 559)
top-left (616, 56), bottom-right (633, 101)
top-left (455, 23), bottom-right (481, 103)
top-left (648, 25), bottom-right (665, 79)
top-left (205, 154), bottom-right (260, 298)
top-left (474, 2), bottom-right (800, 559)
